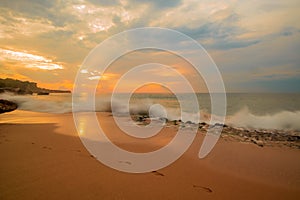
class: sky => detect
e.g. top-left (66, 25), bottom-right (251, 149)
top-left (0, 0), bottom-right (299, 93)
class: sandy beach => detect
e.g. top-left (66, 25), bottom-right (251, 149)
top-left (1, 0), bottom-right (300, 198)
top-left (0, 110), bottom-right (299, 200)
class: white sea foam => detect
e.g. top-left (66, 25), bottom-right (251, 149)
top-left (227, 107), bottom-right (300, 130)
top-left (0, 93), bottom-right (72, 113)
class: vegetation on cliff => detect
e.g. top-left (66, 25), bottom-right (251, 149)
top-left (0, 78), bottom-right (71, 95)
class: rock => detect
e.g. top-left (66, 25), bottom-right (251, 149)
top-left (159, 117), bottom-right (168, 123)
top-left (243, 136), bottom-right (249, 141)
top-left (137, 116), bottom-right (144, 122)
top-left (0, 99), bottom-right (18, 113)
top-left (213, 123), bottom-right (227, 127)
top-left (256, 140), bottom-right (264, 147)
top-left (214, 123), bottom-right (222, 126)
top-left (37, 92), bottom-right (49, 95)
top-left (251, 138), bottom-right (264, 147)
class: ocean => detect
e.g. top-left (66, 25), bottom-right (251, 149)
top-left (1, 92), bottom-right (300, 130)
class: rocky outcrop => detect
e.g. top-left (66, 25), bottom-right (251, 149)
top-left (206, 123), bottom-right (300, 148)
top-left (131, 115), bottom-right (300, 149)
top-left (0, 99), bottom-right (18, 114)
top-left (0, 78), bottom-right (71, 95)
top-left (0, 78), bottom-right (38, 94)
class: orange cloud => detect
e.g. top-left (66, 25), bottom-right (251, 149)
top-left (0, 73), bottom-right (32, 82)
top-left (0, 48), bottom-right (64, 70)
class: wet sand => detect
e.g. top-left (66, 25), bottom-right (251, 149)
top-left (0, 111), bottom-right (299, 199)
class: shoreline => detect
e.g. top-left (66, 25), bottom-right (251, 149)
top-left (132, 114), bottom-right (300, 149)
top-left (0, 111), bottom-right (299, 199)
top-left (2, 109), bottom-right (300, 148)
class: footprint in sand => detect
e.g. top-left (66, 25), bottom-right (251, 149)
top-left (42, 146), bottom-right (52, 150)
top-left (152, 171), bottom-right (165, 176)
top-left (193, 185), bottom-right (213, 193)
top-left (90, 154), bottom-right (97, 158)
top-left (118, 161), bottom-right (132, 165)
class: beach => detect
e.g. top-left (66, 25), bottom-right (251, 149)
top-left (1, 0), bottom-right (300, 199)
top-left (0, 110), bottom-right (299, 199)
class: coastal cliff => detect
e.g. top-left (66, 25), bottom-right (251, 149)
top-left (0, 78), bottom-right (71, 95)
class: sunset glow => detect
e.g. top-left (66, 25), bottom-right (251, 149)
top-left (0, 0), bottom-right (299, 92)
top-left (0, 2), bottom-right (300, 199)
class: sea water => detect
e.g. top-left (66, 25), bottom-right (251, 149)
top-left (1, 92), bottom-right (300, 130)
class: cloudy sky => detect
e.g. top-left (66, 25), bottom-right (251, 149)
top-left (0, 0), bottom-right (299, 92)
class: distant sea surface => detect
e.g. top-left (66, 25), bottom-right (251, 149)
top-left (1, 92), bottom-right (300, 130)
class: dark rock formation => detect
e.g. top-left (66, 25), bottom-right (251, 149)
top-left (0, 78), bottom-right (71, 95)
top-left (37, 92), bottom-right (50, 95)
top-left (0, 99), bottom-right (18, 113)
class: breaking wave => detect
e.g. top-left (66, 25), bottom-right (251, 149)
top-left (227, 107), bottom-right (300, 130)
top-left (0, 93), bottom-right (73, 114)
top-left (1, 93), bottom-right (300, 130)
